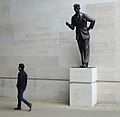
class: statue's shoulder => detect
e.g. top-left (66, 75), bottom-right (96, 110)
top-left (80, 12), bottom-right (85, 16)
top-left (72, 14), bottom-right (76, 20)
top-left (72, 14), bottom-right (76, 17)
top-left (81, 12), bottom-right (90, 17)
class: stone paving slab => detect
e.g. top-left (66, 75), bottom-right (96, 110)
top-left (0, 97), bottom-right (120, 117)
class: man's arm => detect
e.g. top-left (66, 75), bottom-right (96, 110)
top-left (84, 13), bottom-right (95, 30)
top-left (66, 22), bottom-right (75, 30)
top-left (17, 72), bottom-right (22, 89)
top-left (66, 16), bottom-right (75, 30)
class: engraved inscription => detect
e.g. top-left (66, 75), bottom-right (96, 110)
top-left (91, 41), bottom-right (115, 55)
top-left (14, 29), bottom-right (72, 55)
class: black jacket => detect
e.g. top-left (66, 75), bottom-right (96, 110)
top-left (71, 12), bottom-right (95, 40)
top-left (17, 70), bottom-right (27, 90)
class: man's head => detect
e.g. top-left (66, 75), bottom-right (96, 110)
top-left (73, 3), bottom-right (80, 13)
top-left (18, 63), bottom-right (25, 71)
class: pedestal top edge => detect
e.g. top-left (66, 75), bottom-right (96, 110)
top-left (70, 67), bottom-right (97, 69)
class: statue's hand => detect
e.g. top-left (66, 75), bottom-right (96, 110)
top-left (66, 22), bottom-right (69, 26)
top-left (87, 27), bottom-right (90, 31)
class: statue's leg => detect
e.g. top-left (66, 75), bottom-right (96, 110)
top-left (84, 39), bottom-right (90, 67)
top-left (77, 39), bottom-right (84, 66)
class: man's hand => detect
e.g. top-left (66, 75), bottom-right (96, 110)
top-left (66, 22), bottom-right (69, 26)
top-left (66, 22), bottom-right (74, 30)
top-left (87, 27), bottom-right (90, 31)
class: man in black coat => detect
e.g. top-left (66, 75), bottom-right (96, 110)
top-left (14, 63), bottom-right (32, 111)
top-left (66, 4), bottom-right (95, 68)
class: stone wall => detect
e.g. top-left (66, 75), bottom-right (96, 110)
top-left (0, 0), bottom-right (120, 103)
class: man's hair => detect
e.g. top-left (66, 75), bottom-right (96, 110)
top-left (19, 63), bottom-right (25, 70)
top-left (73, 3), bottom-right (80, 8)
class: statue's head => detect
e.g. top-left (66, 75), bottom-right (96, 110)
top-left (73, 4), bottom-right (80, 13)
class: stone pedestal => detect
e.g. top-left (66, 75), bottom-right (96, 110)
top-left (70, 67), bottom-right (97, 108)
top-left (70, 67), bottom-right (97, 83)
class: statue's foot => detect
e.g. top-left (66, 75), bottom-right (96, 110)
top-left (80, 64), bottom-right (88, 68)
top-left (80, 65), bottom-right (86, 68)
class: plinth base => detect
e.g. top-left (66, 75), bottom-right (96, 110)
top-left (70, 82), bottom-right (97, 108)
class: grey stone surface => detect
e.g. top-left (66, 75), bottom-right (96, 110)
top-left (1, 78), bottom-right (120, 104)
top-left (0, 78), bottom-right (69, 102)
top-left (70, 83), bottom-right (97, 108)
top-left (1, 97), bottom-right (120, 117)
top-left (70, 67), bottom-right (97, 83)
top-left (97, 82), bottom-right (120, 103)
top-left (0, 0), bottom-right (120, 104)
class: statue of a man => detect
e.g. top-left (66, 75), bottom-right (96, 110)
top-left (66, 4), bottom-right (95, 68)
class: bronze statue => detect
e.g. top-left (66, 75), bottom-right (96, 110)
top-left (66, 4), bottom-right (95, 68)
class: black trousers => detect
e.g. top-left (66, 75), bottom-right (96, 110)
top-left (77, 39), bottom-right (90, 66)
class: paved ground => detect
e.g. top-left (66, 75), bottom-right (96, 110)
top-left (0, 97), bottom-right (120, 117)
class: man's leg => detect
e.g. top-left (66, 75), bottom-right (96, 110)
top-left (77, 39), bottom-right (89, 68)
top-left (77, 39), bottom-right (84, 66)
top-left (17, 99), bottom-right (22, 109)
top-left (14, 90), bottom-right (22, 110)
top-left (19, 89), bottom-right (32, 111)
top-left (83, 39), bottom-right (90, 67)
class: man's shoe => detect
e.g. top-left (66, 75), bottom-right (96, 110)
top-left (14, 107), bottom-right (21, 110)
top-left (29, 103), bottom-right (32, 111)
